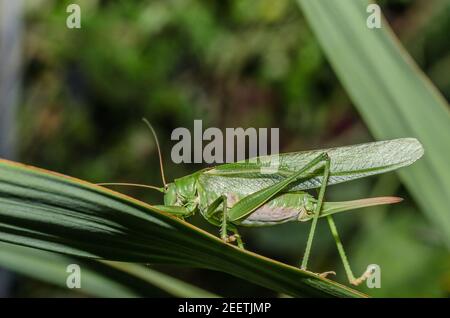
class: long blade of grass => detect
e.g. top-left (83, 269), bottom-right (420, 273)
top-left (0, 158), bottom-right (365, 298)
top-left (0, 242), bottom-right (217, 297)
top-left (0, 242), bottom-right (137, 297)
top-left (297, 0), bottom-right (450, 246)
top-left (103, 261), bottom-right (218, 298)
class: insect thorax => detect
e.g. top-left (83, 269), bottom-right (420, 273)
top-left (164, 173), bottom-right (200, 209)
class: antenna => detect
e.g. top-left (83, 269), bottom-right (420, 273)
top-left (97, 182), bottom-right (164, 193)
top-left (142, 118), bottom-right (167, 187)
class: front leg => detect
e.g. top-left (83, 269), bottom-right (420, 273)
top-left (152, 205), bottom-right (192, 219)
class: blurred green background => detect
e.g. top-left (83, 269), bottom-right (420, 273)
top-left (0, 0), bottom-right (449, 297)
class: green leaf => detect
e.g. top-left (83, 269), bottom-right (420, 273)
top-left (103, 261), bottom-right (218, 298)
top-left (0, 242), bottom-right (217, 297)
top-left (0, 159), bottom-right (364, 298)
top-left (297, 0), bottom-right (450, 247)
top-left (0, 242), bottom-right (137, 297)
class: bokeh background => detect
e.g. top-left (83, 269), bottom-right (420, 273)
top-left (0, 0), bottom-right (449, 297)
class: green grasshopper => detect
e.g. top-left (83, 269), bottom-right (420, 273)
top-left (100, 119), bottom-right (424, 285)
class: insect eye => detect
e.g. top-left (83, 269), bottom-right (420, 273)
top-left (305, 201), bottom-right (315, 213)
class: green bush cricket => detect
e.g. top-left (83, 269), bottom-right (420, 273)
top-left (100, 119), bottom-right (424, 286)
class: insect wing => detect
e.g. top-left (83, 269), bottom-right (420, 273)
top-left (204, 138), bottom-right (423, 193)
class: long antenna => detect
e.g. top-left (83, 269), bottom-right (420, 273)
top-left (142, 118), bottom-right (167, 187)
top-left (97, 182), bottom-right (164, 193)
